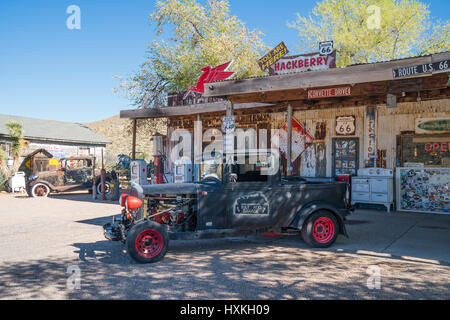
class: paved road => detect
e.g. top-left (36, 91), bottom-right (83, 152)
top-left (0, 193), bottom-right (449, 300)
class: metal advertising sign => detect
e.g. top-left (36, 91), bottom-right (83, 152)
top-left (415, 117), bottom-right (450, 134)
top-left (269, 51), bottom-right (337, 75)
top-left (184, 61), bottom-right (235, 99)
top-left (272, 118), bottom-right (314, 162)
top-left (308, 86), bottom-right (351, 99)
top-left (392, 59), bottom-right (449, 79)
top-left (258, 42), bottom-right (289, 72)
top-left (221, 116), bottom-right (236, 134)
top-left (335, 116), bottom-right (356, 136)
top-left (319, 41), bottom-right (334, 56)
top-left (365, 106), bottom-right (377, 167)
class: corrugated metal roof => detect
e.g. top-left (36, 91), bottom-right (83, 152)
top-left (0, 114), bottom-right (110, 145)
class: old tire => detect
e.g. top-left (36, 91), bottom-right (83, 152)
top-left (301, 210), bottom-right (338, 248)
top-left (96, 180), bottom-right (111, 197)
top-left (31, 183), bottom-right (50, 198)
top-left (126, 221), bottom-right (169, 264)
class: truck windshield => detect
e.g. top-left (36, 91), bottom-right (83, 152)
top-left (200, 160), bottom-right (222, 181)
top-left (231, 156), bottom-right (271, 182)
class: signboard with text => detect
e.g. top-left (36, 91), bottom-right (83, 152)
top-left (269, 51), bottom-right (336, 75)
top-left (365, 106), bottom-right (377, 167)
top-left (319, 41), bottom-right (334, 56)
top-left (222, 116), bottom-right (236, 134)
top-left (258, 42), bottom-right (289, 72)
top-left (392, 60), bottom-right (449, 79)
top-left (308, 86), bottom-right (351, 99)
top-left (335, 116), bottom-right (356, 136)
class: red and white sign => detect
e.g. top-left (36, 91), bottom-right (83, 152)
top-left (268, 51), bottom-right (336, 75)
top-left (272, 118), bottom-right (314, 162)
top-left (308, 86), bottom-right (351, 99)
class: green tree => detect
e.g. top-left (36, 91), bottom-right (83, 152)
top-left (5, 121), bottom-right (24, 171)
top-left (116, 0), bottom-right (268, 108)
top-left (288, 0), bottom-right (450, 67)
top-left (0, 148), bottom-right (6, 164)
top-left (0, 148), bottom-right (7, 188)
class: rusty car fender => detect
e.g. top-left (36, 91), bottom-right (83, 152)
top-left (28, 178), bottom-right (56, 191)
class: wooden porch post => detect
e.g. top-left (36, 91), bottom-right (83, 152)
top-left (131, 119), bottom-right (137, 161)
top-left (287, 104), bottom-right (293, 176)
top-left (225, 102), bottom-right (234, 164)
top-left (195, 114), bottom-right (202, 181)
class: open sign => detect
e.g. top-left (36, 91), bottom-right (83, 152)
top-left (425, 143), bottom-right (450, 152)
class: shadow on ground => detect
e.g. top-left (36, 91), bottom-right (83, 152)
top-left (1, 236), bottom-right (449, 300)
top-left (12, 192), bottom-right (124, 205)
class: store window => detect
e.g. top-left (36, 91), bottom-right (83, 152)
top-left (400, 134), bottom-right (450, 167)
top-left (78, 147), bottom-right (91, 156)
top-left (34, 157), bottom-right (50, 172)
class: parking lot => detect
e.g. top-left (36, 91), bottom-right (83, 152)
top-left (0, 192), bottom-right (449, 300)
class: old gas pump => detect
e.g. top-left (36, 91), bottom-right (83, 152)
top-left (174, 160), bottom-right (193, 184)
top-left (151, 133), bottom-right (164, 184)
top-left (130, 160), bottom-right (149, 186)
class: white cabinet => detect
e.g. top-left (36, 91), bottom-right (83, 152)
top-left (351, 169), bottom-right (394, 212)
top-left (8, 172), bottom-right (26, 193)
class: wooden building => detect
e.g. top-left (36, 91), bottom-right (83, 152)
top-left (0, 114), bottom-right (110, 174)
top-left (121, 51), bottom-right (449, 180)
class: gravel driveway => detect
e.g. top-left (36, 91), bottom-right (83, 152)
top-left (0, 193), bottom-right (449, 300)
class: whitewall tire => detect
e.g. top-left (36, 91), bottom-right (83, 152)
top-left (31, 183), bottom-right (50, 198)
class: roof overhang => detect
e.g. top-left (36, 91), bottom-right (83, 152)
top-left (120, 102), bottom-right (275, 119)
top-left (24, 148), bottom-right (54, 159)
top-left (120, 51), bottom-right (449, 119)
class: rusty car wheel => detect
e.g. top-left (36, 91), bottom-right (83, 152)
top-left (126, 221), bottom-right (169, 264)
top-left (31, 183), bottom-right (50, 198)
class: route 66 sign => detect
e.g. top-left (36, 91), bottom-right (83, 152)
top-left (335, 116), bottom-right (356, 136)
top-left (222, 116), bottom-right (236, 134)
top-left (319, 41), bottom-right (333, 56)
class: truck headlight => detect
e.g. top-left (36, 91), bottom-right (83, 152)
top-left (126, 196), bottom-right (143, 211)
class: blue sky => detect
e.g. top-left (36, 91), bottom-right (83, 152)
top-left (0, 0), bottom-right (449, 123)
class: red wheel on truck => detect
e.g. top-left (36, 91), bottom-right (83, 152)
top-left (312, 217), bottom-right (335, 244)
top-left (126, 221), bottom-right (169, 264)
top-left (135, 229), bottom-right (164, 259)
top-left (301, 210), bottom-right (339, 248)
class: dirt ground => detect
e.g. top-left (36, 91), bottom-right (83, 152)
top-left (0, 192), bottom-right (449, 300)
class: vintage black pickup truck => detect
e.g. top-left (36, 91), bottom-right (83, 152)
top-left (104, 151), bottom-right (351, 263)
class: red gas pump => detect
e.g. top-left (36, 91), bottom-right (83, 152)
top-left (151, 134), bottom-right (165, 185)
top-left (153, 156), bottom-right (164, 184)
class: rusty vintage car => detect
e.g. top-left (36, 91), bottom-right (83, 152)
top-left (27, 156), bottom-right (112, 197)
